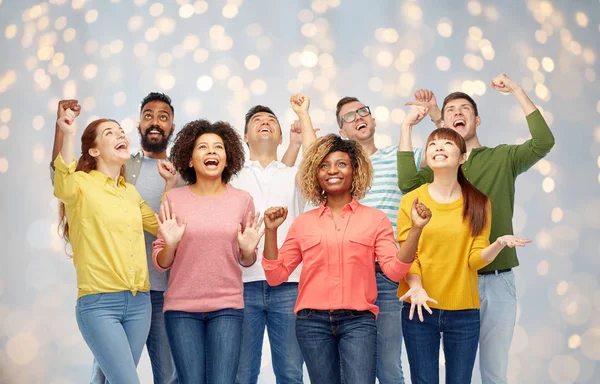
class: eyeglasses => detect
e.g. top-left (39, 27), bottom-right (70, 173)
top-left (339, 106), bottom-right (371, 127)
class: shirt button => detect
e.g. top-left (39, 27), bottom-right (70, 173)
top-left (132, 174), bottom-right (136, 177)
top-left (124, 209), bottom-right (128, 213)
top-left (127, 224), bottom-right (130, 227)
top-left (130, 269), bottom-right (134, 273)
top-left (130, 254), bottom-right (133, 257)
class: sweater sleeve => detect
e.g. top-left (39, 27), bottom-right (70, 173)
top-left (397, 151), bottom-right (434, 194)
top-left (397, 194), bottom-right (422, 277)
top-left (468, 202), bottom-right (493, 271)
top-left (509, 109), bottom-right (555, 175)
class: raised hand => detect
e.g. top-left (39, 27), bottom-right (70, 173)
top-left (491, 73), bottom-right (520, 93)
top-left (406, 89), bottom-right (438, 111)
top-left (399, 286), bottom-right (438, 322)
top-left (290, 94), bottom-right (310, 115)
top-left (410, 197), bottom-right (432, 229)
top-left (237, 211), bottom-right (265, 254)
top-left (157, 199), bottom-right (186, 246)
top-left (403, 105), bottom-right (429, 127)
top-left (57, 99), bottom-right (81, 120)
top-left (264, 207), bottom-right (288, 230)
top-left (289, 120), bottom-right (302, 146)
top-left (158, 160), bottom-right (178, 188)
top-left (495, 235), bottom-right (531, 248)
top-left (57, 108), bottom-right (77, 135)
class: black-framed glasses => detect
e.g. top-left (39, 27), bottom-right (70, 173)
top-left (339, 106), bottom-right (371, 127)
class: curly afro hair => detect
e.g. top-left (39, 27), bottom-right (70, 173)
top-left (170, 119), bottom-right (246, 184)
top-left (299, 134), bottom-right (373, 206)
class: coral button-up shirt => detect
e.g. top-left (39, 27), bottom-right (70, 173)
top-left (262, 199), bottom-right (412, 317)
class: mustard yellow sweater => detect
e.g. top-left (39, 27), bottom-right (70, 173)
top-left (396, 184), bottom-right (492, 310)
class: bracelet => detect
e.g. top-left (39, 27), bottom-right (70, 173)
top-left (431, 117), bottom-right (443, 125)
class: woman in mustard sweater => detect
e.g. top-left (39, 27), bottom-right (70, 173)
top-left (396, 125), bottom-right (530, 384)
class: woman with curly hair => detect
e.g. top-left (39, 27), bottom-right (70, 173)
top-left (152, 120), bottom-right (264, 384)
top-left (260, 134), bottom-right (431, 384)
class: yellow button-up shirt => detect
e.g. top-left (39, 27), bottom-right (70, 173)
top-left (53, 154), bottom-right (158, 298)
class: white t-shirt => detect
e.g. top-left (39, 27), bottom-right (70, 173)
top-left (230, 160), bottom-right (304, 283)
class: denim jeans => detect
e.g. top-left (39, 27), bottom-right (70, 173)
top-left (90, 290), bottom-right (178, 384)
top-left (375, 272), bottom-right (405, 384)
top-left (236, 281), bottom-right (303, 384)
top-left (478, 271), bottom-right (517, 384)
top-left (295, 309), bottom-right (377, 384)
top-left (76, 291), bottom-right (151, 384)
top-left (402, 306), bottom-right (480, 384)
top-left (165, 308), bottom-right (244, 384)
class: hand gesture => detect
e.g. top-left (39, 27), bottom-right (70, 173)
top-left (406, 89), bottom-right (438, 111)
top-left (410, 198), bottom-right (432, 229)
top-left (399, 286), bottom-right (438, 322)
top-left (403, 105), bottom-right (429, 127)
top-left (57, 108), bottom-right (78, 135)
top-left (491, 73), bottom-right (520, 93)
top-left (495, 235), bottom-right (531, 248)
top-left (57, 99), bottom-right (81, 120)
top-left (238, 211), bottom-right (265, 254)
top-left (158, 160), bottom-right (178, 187)
top-left (290, 120), bottom-right (320, 145)
top-left (290, 94), bottom-right (310, 115)
top-left (264, 207), bottom-right (288, 230)
top-left (157, 200), bottom-right (187, 246)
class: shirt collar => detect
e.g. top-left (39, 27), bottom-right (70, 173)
top-left (317, 198), bottom-right (359, 216)
top-left (89, 170), bottom-right (127, 188)
top-left (245, 159), bottom-right (286, 170)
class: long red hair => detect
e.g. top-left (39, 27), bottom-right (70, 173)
top-left (58, 118), bottom-right (125, 244)
top-left (426, 128), bottom-right (489, 236)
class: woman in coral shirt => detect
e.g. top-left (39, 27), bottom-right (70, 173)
top-left (261, 134), bottom-right (431, 384)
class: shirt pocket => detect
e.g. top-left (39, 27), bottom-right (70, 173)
top-left (300, 235), bottom-right (323, 268)
top-left (347, 234), bottom-right (375, 266)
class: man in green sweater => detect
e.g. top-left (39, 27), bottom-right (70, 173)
top-left (397, 73), bottom-right (555, 384)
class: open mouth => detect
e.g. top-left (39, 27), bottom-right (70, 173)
top-left (356, 122), bottom-right (367, 131)
top-left (258, 124), bottom-right (272, 133)
top-left (325, 176), bottom-right (343, 184)
top-left (432, 154), bottom-right (448, 161)
top-left (114, 142), bottom-right (128, 151)
top-left (203, 158), bottom-right (220, 168)
top-left (453, 119), bottom-right (466, 128)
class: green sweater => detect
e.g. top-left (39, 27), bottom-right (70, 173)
top-left (396, 110), bottom-right (555, 272)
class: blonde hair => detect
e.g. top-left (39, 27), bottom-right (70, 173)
top-left (299, 134), bottom-right (373, 206)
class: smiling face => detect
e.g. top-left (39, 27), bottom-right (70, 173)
top-left (425, 130), bottom-right (467, 171)
top-left (442, 98), bottom-right (480, 142)
top-left (190, 133), bottom-right (227, 181)
top-left (138, 100), bottom-right (175, 153)
top-left (89, 121), bottom-right (130, 165)
top-left (244, 111), bottom-right (282, 148)
top-left (317, 151), bottom-right (354, 198)
top-left (337, 101), bottom-right (376, 143)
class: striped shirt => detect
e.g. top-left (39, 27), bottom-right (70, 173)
top-left (360, 145), bottom-right (423, 236)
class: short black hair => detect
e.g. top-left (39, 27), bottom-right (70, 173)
top-left (140, 92), bottom-right (175, 115)
top-left (441, 92), bottom-right (478, 118)
top-left (244, 105), bottom-right (279, 134)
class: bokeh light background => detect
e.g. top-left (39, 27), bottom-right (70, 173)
top-left (1, 0), bottom-right (599, 383)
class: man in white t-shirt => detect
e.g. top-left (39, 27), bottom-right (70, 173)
top-left (231, 95), bottom-right (317, 384)
top-left (335, 96), bottom-right (423, 384)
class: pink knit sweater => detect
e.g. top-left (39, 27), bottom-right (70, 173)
top-left (153, 185), bottom-right (255, 313)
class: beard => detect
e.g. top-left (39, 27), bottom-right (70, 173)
top-left (140, 125), bottom-right (173, 153)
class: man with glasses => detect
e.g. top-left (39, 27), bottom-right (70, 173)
top-left (335, 97), bottom-right (423, 384)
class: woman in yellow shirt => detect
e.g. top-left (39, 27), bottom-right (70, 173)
top-left (53, 109), bottom-right (169, 383)
top-left (396, 124), bottom-right (530, 384)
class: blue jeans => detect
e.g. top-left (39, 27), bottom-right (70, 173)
top-left (375, 272), bottom-right (405, 384)
top-left (236, 281), bottom-right (303, 384)
top-left (90, 291), bottom-right (178, 384)
top-left (165, 308), bottom-right (244, 384)
top-left (478, 271), bottom-right (517, 384)
top-left (402, 306), bottom-right (480, 384)
top-left (295, 309), bottom-right (377, 384)
top-left (77, 291), bottom-right (151, 384)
